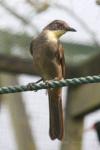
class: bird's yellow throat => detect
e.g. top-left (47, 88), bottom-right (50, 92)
top-left (46, 30), bottom-right (66, 42)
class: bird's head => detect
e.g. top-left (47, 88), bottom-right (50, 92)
top-left (43, 20), bottom-right (76, 39)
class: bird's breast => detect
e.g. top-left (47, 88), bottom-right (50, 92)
top-left (32, 39), bottom-right (59, 79)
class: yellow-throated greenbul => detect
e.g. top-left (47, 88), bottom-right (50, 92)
top-left (29, 20), bottom-right (76, 140)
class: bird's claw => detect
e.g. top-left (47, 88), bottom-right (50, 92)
top-left (27, 82), bottom-right (36, 91)
top-left (27, 78), bottom-right (43, 91)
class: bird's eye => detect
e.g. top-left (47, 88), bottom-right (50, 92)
top-left (54, 23), bottom-right (58, 29)
top-left (53, 23), bottom-right (62, 30)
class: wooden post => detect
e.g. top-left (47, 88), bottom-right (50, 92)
top-left (61, 87), bottom-right (84, 150)
top-left (61, 83), bottom-right (100, 150)
top-left (0, 73), bottom-right (36, 150)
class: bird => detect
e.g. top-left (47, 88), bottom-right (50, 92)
top-left (29, 20), bottom-right (76, 140)
top-left (86, 121), bottom-right (100, 143)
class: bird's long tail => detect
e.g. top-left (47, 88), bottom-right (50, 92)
top-left (48, 88), bottom-right (64, 140)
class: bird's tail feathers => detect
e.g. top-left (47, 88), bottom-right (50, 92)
top-left (48, 89), bottom-right (64, 140)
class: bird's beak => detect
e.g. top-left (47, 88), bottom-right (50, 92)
top-left (67, 27), bottom-right (77, 32)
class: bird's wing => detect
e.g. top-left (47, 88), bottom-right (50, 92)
top-left (50, 41), bottom-right (65, 78)
top-left (57, 42), bottom-right (65, 78)
top-left (29, 39), bottom-right (34, 55)
top-left (52, 42), bottom-right (65, 78)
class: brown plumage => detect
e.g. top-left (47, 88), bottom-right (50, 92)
top-left (30, 20), bottom-right (76, 140)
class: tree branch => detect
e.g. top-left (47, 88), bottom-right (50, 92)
top-left (26, 0), bottom-right (49, 13)
top-left (0, 54), bottom-right (36, 75)
top-left (0, 49), bottom-right (100, 78)
top-left (96, 0), bottom-right (100, 5)
top-left (0, 1), bottom-right (39, 34)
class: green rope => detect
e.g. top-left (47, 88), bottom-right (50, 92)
top-left (0, 75), bottom-right (100, 94)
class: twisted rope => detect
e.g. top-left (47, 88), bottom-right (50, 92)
top-left (0, 75), bottom-right (100, 94)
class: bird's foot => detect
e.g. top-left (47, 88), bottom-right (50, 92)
top-left (44, 80), bottom-right (52, 89)
top-left (44, 79), bottom-right (57, 89)
top-left (44, 78), bottom-right (64, 90)
top-left (54, 77), bottom-right (64, 81)
top-left (27, 83), bottom-right (35, 90)
top-left (35, 78), bottom-right (44, 84)
top-left (27, 78), bottom-right (43, 91)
